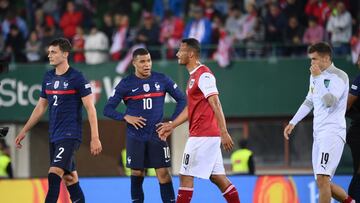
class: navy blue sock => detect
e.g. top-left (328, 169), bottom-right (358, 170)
top-left (160, 182), bottom-right (175, 203)
top-left (45, 173), bottom-right (61, 203)
top-left (349, 174), bottom-right (360, 202)
top-left (131, 175), bottom-right (144, 203)
top-left (67, 182), bottom-right (85, 203)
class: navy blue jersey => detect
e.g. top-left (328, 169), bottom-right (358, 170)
top-left (103, 72), bottom-right (186, 141)
top-left (348, 74), bottom-right (360, 126)
top-left (40, 67), bottom-right (92, 143)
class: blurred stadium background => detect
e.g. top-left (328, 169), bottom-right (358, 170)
top-left (0, 0), bottom-right (359, 202)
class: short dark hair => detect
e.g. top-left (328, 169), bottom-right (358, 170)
top-left (49, 38), bottom-right (72, 53)
top-left (132, 48), bottom-right (150, 59)
top-left (181, 38), bottom-right (201, 55)
top-left (307, 42), bottom-right (332, 58)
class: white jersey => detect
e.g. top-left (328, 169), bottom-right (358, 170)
top-left (290, 63), bottom-right (349, 141)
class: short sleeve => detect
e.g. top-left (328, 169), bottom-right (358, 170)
top-left (75, 73), bottom-right (92, 97)
top-left (198, 72), bottom-right (218, 98)
top-left (40, 74), bottom-right (47, 99)
top-left (350, 75), bottom-right (360, 96)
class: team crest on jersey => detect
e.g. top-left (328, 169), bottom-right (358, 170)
top-left (155, 82), bottom-right (160, 91)
top-left (63, 81), bottom-right (69, 89)
top-left (54, 81), bottom-right (59, 89)
top-left (143, 84), bottom-right (150, 92)
top-left (189, 79), bottom-right (195, 89)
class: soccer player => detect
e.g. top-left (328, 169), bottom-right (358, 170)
top-left (157, 38), bottom-right (240, 203)
top-left (14, 38), bottom-right (102, 203)
top-left (283, 42), bottom-right (354, 203)
top-left (103, 48), bottom-right (186, 203)
top-left (346, 53), bottom-right (360, 201)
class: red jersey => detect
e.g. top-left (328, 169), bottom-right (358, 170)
top-left (187, 65), bottom-right (220, 137)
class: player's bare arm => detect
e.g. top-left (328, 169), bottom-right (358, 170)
top-left (156, 107), bottom-right (188, 141)
top-left (124, 115), bottom-right (147, 130)
top-left (347, 94), bottom-right (358, 110)
top-left (207, 95), bottom-right (234, 151)
top-left (283, 124), bottom-right (295, 140)
top-left (82, 94), bottom-right (102, 155)
top-left (15, 97), bottom-right (48, 149)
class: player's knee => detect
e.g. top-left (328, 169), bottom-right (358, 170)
top-left (131, 169), bottom-right (145, 177)
top-left (156, 168), bottom-right (171, 183)
top-left (316, 175), bottom-right (330, 188)
top-left (63, 174), bottom-right (78, 185)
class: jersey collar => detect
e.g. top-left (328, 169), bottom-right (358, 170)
top-left (189, 64), bottom-right (203, 75)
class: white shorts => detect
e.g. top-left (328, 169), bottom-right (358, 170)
top-left (179, 137), bottom-right (225, 179)
top-left (312, 134), bottom-right (345, 179)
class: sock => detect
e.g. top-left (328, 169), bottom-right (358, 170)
top-left (160, 182), bottom-right (175, 203)
top-left (67, 182), bottom-right (85, 203)
top-left (343, 196), bottom-right (354, 203)
top-left (176, 187), bottom-right (193, 203)
top-left (348, 174), bottom-right (360, 202)
top-left (131, 175), bottom-right (144, 203)
top-left (222, 184), bottom-right (240, 203)
top-left (45, 173), bottom-right (62, 203)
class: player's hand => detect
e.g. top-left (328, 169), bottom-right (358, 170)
top-left (220, 131), bottom-right (234, 152)
top-left (15, 132), bottom-right (26, 149)
top-left (156, 122), bottom-right (173, 141)
top-left (310, 65), bottom-right (321, 76)
top-left (124, 115), bottom-right (147, 130)
top-left (283, 124), bottom-right (295, 140)
top-left (90, 138), bottom-right (102, 156)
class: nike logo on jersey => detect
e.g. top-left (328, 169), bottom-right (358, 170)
top-left (54, 159), bottom-right (61, 162)
top-left (46, 82), bottom-right (52, 85)
top-left (132, 88), bottom-right (139, 92)
top-left (165, 159), bottom-right (171, 163)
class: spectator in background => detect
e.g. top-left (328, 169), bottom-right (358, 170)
top-left (282, 0), bottom-right (306, 26)
top-left (33, 8), bottom-right (56, 40)
top-left (326, 2), bottom-right (352, 56)
top-left (25, 30), bottom-right (42, 62)
top-left (212, 14), bottom-right (231, 68)
top-left (152, 0), bottom-right (184, 20)
top-left (230, 139), bottom-right (255, 175)
top-left (110, 13), bottom-right (130, 61)
top-left (303, 16), bottom-right (324, 45)
top-left (160, 10), bottom-right (185, 59)
top-left (135, 12), bottom-right (161, 59)
top-left (350, 29), bottom-right (360, 64)
top-left (183, 5), bottom-right (212, 58)
top-left (203, 0), bottom-right (222, 21)
top-left (101, 12), bottom-right (114, 45)
top-left (264, 3), bottom-right (287, 55)
top-left (225, 4), bottom-right (243, 42)
top-left (5, 24), bottom-right (26, 62)
top-left (1, 10), bottom-right (28, 41)
top-left (84, 25), bottom-right (109, 65)
top-left (72, 26), bottom-right (85, 63)
top-left (305, 0), bottom-right (330, 26)
top-left (0, 138), bottom-right (13, 179)
top-left (59, 1), bottom-right (83, 39)
top-left (0, 0), bottom-right (10, 22)
top-left (283, 16), bottom-right (305, 56)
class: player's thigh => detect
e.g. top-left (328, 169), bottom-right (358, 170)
top-left (49, 140), bottom-right (80, 173)
top-left (126, 136), bottom-right (146, 169)
top-left (145, 138), bottom-right (171, 168)
top-left (313, 135), bottom-right (344, 178)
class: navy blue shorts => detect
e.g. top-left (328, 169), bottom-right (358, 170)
top-left (126, 136), bottom-right (171, 169)
top-left (49, 139), bottom-right (80, 174)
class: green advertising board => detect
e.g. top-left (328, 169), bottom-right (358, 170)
top-left (0, 58), bottom-right (357, 121)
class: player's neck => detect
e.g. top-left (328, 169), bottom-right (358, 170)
top-left (186, 60), bottom-right (201, 73)
top-left (55, 62), bottom-right (70, 75)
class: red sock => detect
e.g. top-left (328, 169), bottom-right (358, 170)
top-left (176, 187), bottom-right (193, 203)
top-left (223, 184), bottom-right (240, 203)
top-left (343, 196), bottom-right (354, 203)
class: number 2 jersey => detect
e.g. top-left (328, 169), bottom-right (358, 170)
top-left (103, 72), bottom-right (186, 141)
top-left (40, 67), bottom-right (92, 143)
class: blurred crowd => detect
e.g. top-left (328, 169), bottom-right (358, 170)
top-left (0, 0), bottom-right (359, 68)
